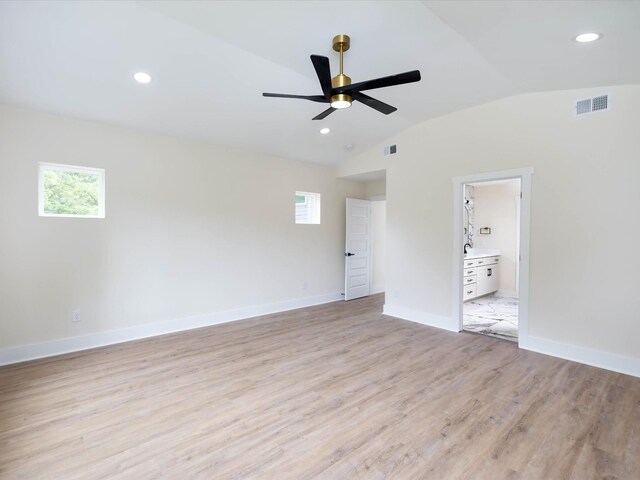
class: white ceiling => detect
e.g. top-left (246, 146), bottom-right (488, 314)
top-left (1, 1), bottom-right (638, 165)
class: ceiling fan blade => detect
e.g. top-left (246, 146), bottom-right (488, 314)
top-left (312, 107), bottom-right (337, 121)
top-left (263, 93), bottom-right (327, 103)
top-left (334, 70), bottom-right (421, 94)
top-left (352, 92), bottom-right (397, 115)
top-left (310, 55), bottom-right (332, 100)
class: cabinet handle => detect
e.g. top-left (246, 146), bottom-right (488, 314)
top-left (467, 270), bottom-right (473, 274)
top-left (467, 290), bottom-right (473, 294)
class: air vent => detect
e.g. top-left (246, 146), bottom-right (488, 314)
top-left (383, 144), bottom-right (397, 156)
top-left (592, 94), bottom-right (608, 111)
top-left (576, 98), bottom-right (591, 115)
top-left (576, 94), bottom-right (609, 116)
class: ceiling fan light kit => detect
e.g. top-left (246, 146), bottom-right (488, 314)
top-left (263, 34), bottom-right (421, 120)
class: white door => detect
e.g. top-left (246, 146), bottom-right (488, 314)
top-left (344, 198), bottom-right (371, 300)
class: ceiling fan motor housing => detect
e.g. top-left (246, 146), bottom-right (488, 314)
top-left (331, 74), bottom-right (352, 106)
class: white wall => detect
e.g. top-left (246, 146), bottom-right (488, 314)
top-left (0, 104), bottom-right (364, 355)
top-left (337, 84), bottom-right (640, 370)
top-left (364, 180), bottom-right (386, 198)
top-left (370, 200), bottom-right (386, 294)
top-left (473, 181), bottom-right (519, 295)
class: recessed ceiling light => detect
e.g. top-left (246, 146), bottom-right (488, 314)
top-left (344, 144), bottom-right (355, 151)
top-left (134, 72), bottom-right (152, 84)
top-left (574, 33), bottom-right (601, 43)
top-left (320, 127), bottom-right (330, 135)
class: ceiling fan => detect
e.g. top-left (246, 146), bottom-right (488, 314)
top-left (263, 34), bottom-right (421, 120)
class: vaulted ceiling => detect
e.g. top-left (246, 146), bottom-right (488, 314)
top-left (1, 1), bottom-right (639, 164)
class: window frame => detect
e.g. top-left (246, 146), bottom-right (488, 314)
top-left (38, 162), bottom-right (106, 219)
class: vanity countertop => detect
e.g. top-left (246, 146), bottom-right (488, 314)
top-left (464, 248), bottom-right (500, 260)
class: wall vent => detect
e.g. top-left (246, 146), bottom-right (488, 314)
top-left (383, 144), bottom-right (397, 156)
top-left (575, 94), bottom-right (609, 116)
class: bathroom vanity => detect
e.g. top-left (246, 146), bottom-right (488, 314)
top-left (463, 250), bottom-right (500, 301)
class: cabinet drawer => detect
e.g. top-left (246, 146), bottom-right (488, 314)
top-left (464, 259), bottom-right (476, 268)
top-left (464, 267), bottom-right (477, 277)
top-left (475, 257), bottom-right (498, 266)
top-left (464, 275), bottom-right (476, 285)
top-left (463, 284), bottom-right (476, 301)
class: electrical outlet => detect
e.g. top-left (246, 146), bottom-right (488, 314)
top-left (72, 309), bottom-right (81, 322)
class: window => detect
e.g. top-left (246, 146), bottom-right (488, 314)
top-left (295, 191), bottom-right (320, 224)
top-left (38, 163), bottom-right (105, 218)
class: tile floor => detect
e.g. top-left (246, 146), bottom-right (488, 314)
top-left (463, 294), bottom-right (518, 342)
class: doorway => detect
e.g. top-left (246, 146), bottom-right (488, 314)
top-left (452, 167), bottom-right (533, 347)
top-left (340, 170), bottom-right (386, 301)
top-left (343, 197), bottom-right (386, 300)
top-left (462, 179), bottom-right (520, 341)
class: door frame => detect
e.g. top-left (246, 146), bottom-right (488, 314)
top-left (451, 167), bottom-right (533, 347)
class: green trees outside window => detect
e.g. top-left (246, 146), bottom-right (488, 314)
top-left (43, 170), bottom-right (100, 215)
top-left (39, 164), bottom-right (105, 217)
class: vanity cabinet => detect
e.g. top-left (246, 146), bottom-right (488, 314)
top-left (463, 255), bottom-right (499, 301)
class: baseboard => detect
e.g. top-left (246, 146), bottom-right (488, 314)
top-left (520, 336), bottom-right (640, 378)
top-left (384, 304), bottom-right (639, 378)
top-left (382, 304), bottom-right (459, 332)
top-left (5, 295), bottom-right (637, 379)
top-left (371, 284), bottom-right (386, 295)
top-left (0, 292), bottom-right (343, 366)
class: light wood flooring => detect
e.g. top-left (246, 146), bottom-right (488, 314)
top-left (1, 294), bottom-right (639, 479)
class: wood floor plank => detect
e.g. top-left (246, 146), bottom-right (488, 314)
top-left (1, 294), bottom-right (639, 479)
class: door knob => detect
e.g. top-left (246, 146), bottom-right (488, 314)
top-left (345, 252), bottom-right (355, 256)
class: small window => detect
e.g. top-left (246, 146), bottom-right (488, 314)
top-left (38, 163), bottom-right (105, 218)
top-left (295, 191), bottom-right (320, 224)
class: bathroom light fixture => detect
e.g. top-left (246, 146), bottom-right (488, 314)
top-left (320, 127), bottom-right (330, 135)
top-left (134, 72), bottom-right (152, 84)
top-left (574, 32), bottom-right (601, 43)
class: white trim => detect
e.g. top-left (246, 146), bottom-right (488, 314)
top-left (515, 194), bottom-right (521, 297)
top-left (452, 167), bottom-right (534, 185)
top-left (0, 292), bottom-right (342, 366)
top-left (39, 162), bottom-right (104, 174)
top-left (383, 304), bottom-right (458, 332)
top-left (521, 336), bottom-right (640, 378)
top-left (38, 162), bottom-right (106, 218)
top-left (371, 284), bottom-right (386, 294)
top-left (452, 167), bottom-right (533, 349)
